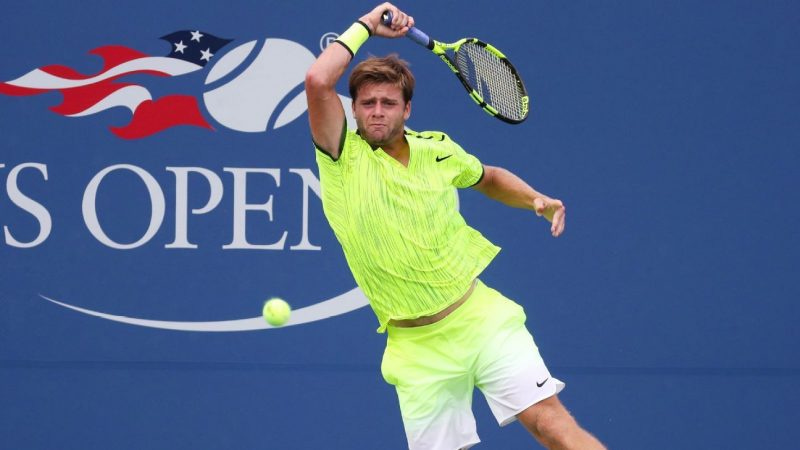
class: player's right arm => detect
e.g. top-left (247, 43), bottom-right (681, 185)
top-left (305, 3), bottom-right (413, 159)
top-left (305, 37), bottom-right (350, 159)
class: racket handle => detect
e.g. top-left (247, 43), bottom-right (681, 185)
top-left (381, 11), bottom-right (433, 50)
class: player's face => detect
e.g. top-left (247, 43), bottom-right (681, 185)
top-left (353, 82), bottom-right (410, 147)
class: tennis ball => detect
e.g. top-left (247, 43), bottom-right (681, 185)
top-left (262, 297), bottom-right (291, 327)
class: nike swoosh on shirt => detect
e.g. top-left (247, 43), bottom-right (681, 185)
top-left (435, 155), bottom-right (452, 162)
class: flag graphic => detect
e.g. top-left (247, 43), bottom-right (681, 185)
top-left (0, 31), bottom-right (232, 139)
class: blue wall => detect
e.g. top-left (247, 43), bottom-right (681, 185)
top-left (1, 1), bottom-right (798, 448)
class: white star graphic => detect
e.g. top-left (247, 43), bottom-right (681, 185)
top-left (174, 40), bottom-right (187, 53)
top-left (190, 30), bottom-right (203, 42)
top-left (200, 48), bottom-right (213, 62)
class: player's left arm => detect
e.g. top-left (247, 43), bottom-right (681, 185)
top-left (472, 165), bottom-right (566, 237)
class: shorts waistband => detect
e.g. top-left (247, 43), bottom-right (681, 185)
top-left (387, 279), bottom-right (486, 339)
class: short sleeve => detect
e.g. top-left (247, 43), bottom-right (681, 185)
top-left (450, 141), bottom-right (485, 188)
top-left (314, 141), bottom-right (340, 173)
top-left (313, 119), bottom-right (347, 163)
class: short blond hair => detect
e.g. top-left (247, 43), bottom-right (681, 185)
top-left (349, 54), bottom-right (415, 103)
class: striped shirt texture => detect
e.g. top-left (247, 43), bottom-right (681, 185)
top-left (315, 128), bottom-right (500, 332)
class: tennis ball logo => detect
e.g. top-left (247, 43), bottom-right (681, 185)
top-left (202, 38), bottom-right (355, 132)
top-left (202, 38), bottom-right (314, 132)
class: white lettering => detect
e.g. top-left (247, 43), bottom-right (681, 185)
top-left (288, 168), bottom-right (321, 251)
top-left (165, 167), bottom-right (223, 249)
top-left (82, 164), bottom-right (165, 249)
top-left (222, 168), bottom-right (287, 250)
top-left (4, 163), bottom-right (52, 248)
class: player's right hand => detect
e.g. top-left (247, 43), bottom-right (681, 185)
top-left (360, 3), bottom-right (414, 38)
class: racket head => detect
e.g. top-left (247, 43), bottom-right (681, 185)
top-left (452, 39), bottom-right (530, 124)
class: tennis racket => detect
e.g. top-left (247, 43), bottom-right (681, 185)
top-left (382, 11), bottom-right (529, 124)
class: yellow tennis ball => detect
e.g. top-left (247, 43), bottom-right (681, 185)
top-left (262, 298), bottom-right (291, 327)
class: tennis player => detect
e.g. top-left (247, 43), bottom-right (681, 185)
top-left (305, 3), bottom-right (605, 449)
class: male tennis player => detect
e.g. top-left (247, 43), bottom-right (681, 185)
top-left (305, 3), bottom-right (605, 449)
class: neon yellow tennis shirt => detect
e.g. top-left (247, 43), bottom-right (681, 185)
top-left (315, 125), bottom-right (500, 332)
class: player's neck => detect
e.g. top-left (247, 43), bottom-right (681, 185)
top-left (382, 137), bottom-right (410, 167)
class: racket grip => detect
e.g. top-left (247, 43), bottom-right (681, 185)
top-left (381, 11), bottom-right (433, 49)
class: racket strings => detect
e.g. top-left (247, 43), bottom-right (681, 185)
top-left (456, 42), bottom-right (526, 121)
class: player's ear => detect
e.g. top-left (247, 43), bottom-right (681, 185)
top-left (403, 101), bottom-right (411, 120)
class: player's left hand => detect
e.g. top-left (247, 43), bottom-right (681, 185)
top-left (534, 197), bottom-right (566, 237)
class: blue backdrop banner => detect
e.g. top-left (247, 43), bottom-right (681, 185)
top-left (1, 1), bottom-right (798, 449)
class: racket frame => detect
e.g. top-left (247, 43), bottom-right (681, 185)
top-left (432, 38), bottom-right (530, 124)
top-left (382, 12), bottom-right (529, 123)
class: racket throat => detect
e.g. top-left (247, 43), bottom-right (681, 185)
top-left (437, 54), bottom-right (459, 74)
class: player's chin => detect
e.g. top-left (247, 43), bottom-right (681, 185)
top-left (365, 130), bottom-right (390, 146)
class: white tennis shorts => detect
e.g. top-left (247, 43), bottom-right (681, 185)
top-left (382, 280), bottom-right (565, 449)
